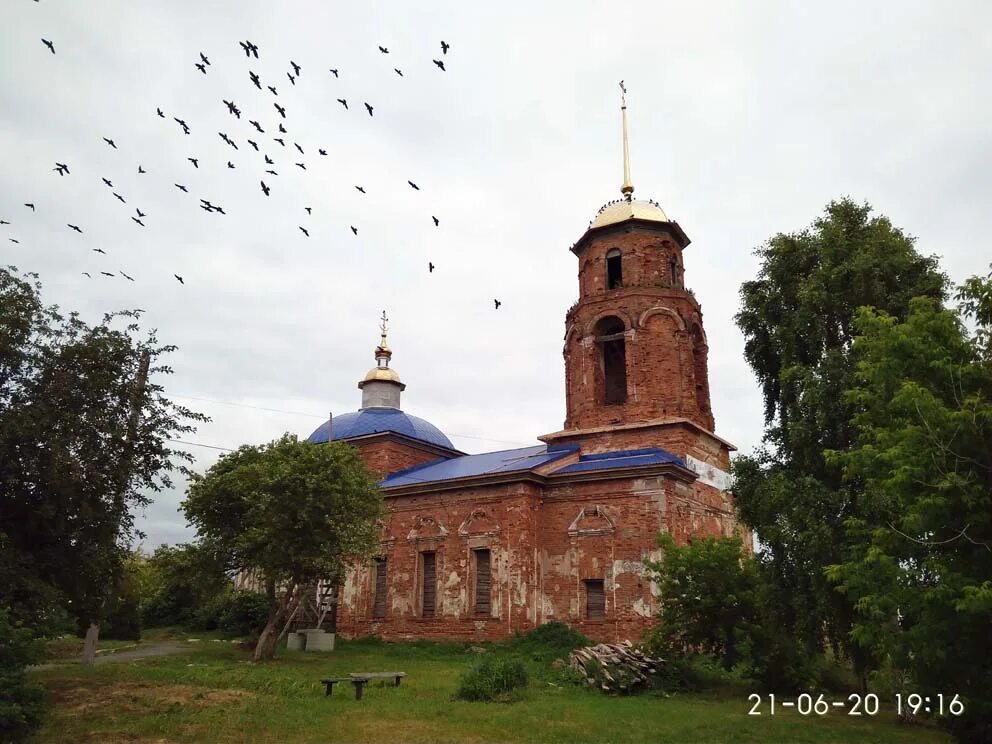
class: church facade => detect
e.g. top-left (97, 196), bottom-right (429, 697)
top-left (307, 110), bottom-right (746, 643)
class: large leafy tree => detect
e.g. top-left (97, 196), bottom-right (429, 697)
top-left (732, 199), bottom-right (947, 679)
top-left (826, 270), bottom-right (992, 742)
top-left (183, 434), bottom-right (385, 661)
top-left (0, 266), bottom-right (206, 631)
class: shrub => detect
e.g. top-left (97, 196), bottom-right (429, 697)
top-left (504, 621), bottom-right (590, 662)
top-left (192, 590), bottom-right (269, 636)
top-left (0, 610), bottom-right (47, 743)
top-left (456, 655), bottom-right (528, 702)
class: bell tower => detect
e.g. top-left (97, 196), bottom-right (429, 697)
top-left (549, 85), bottom-right (715, 445)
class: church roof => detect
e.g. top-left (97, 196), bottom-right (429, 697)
top-left (553, 447), bottom-right (685, 473)
top-left (381, 444), bottom-right (576, 488)
top-left (590, 198), bottom-right (670, 229)
top-left (307, 408), bottom-right (455, 450)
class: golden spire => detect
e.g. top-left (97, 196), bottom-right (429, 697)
top-left (620, 80), bottom-right (634, 201)
top-left (378, 309), bottom-right (389, 351)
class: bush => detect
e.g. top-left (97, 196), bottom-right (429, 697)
top-left (504, 621), bottom-right (590, 662)
top-left (0, 610), bottom-right (47, 743)
top-left (456, 655), bottom-right (528, 702)
top-left (192, 590), bottom-right (269, 636)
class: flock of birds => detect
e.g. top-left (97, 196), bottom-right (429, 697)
top-left (9, 30), bottom-right (504, 309)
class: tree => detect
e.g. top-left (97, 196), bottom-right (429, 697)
top-left (647, 533), bottom-right (759, 671)
top-left (732, 199), bottom-right (947, 680)
top-left (0, 266), bottom-right (206, 631)
top-left (183, 434), bottom-right (385, 661)
top-left (140, 543), bottom-right (230, 628)
top-left (826, 269), bottom-right (992, 742)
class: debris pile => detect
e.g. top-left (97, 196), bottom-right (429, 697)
top-left (567, 641), bottom-right (664, 693)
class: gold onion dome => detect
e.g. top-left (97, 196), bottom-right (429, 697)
top-left (360, 366), bottom-right (403, 385)
top-left (591, 198), bottom-right (669, 229)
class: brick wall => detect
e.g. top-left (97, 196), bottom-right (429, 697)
top-left (352, 438), bottom-right (447, 478)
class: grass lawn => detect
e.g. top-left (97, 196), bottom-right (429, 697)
top-left (30, 636), bottom-right (952, 744)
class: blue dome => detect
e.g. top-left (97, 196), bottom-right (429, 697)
top-left (307, 408), bottom-right (455, 450)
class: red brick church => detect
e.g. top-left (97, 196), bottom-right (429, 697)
top-left (307, 100), bottom-right (747, 642)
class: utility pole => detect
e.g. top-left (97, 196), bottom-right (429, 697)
top-left (82, 348), bottom-right (150, 665)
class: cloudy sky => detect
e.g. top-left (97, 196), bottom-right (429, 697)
top-left (3, 1), bottom-right (990, 548)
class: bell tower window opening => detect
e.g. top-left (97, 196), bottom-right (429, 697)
top-left (670, 254), bottom-right (681, 288)
top-left (606, 249), bottom-right (623, 289)
top-left (594, 316), bottom-right (627, 405)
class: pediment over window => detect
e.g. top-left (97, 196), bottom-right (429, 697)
top-left (458, 509), bottom-right (501, 538)
top-left (568, 505), bottom-right (615, 537)
top-left (407, 516), bottom-right (449, 543)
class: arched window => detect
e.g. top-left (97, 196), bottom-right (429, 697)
top-left (606, 249), bottom-right (623, 289)
top-left (594, 316), bottom-right (627, 405)
top-left (669, 254), bottom-right (680, 288)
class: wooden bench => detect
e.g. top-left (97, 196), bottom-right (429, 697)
top-left (320, 672), bottom-right (406, 700)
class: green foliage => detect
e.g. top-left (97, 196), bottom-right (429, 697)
top-left (826, 269), bottom-right (992, 743)
top-left (0, 266), bottom-right (207, 631)
top-left (456, 655), bottom-right (528, 702)
top-left (140, 543), bottom-right (230, 628)
top-left (503, 621), bottom-right (590, 662)
top-left (733, 199), bottom-right (947, 679)
top-left (647, 533), bottom-right (759, 672)
top-left (183, 434), bottom-right (385, 659)
top-left (0, 609), bottom-right (46, 744)
top-left (193, 590), bottom-right (270, 636)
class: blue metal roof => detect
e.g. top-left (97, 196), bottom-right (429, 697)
top-left (307, 408), bottom-right (455, 450)
top-left (553, 447), bottom-right (686, 474)
top-left (380, 443), bottom-right (579, 488)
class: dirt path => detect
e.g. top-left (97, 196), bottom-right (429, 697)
top-left (33, 641), bottom-right (191, 669)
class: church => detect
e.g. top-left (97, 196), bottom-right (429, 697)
top-left (306, 100), bottom-right (747, 642)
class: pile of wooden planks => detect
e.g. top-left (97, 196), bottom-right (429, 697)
top-left (568, 641), bottom-right (664, 693)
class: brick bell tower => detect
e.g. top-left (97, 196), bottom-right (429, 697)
top-left (542, 85), bottom-right (724, 461)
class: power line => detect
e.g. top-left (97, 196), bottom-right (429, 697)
top-left (169, 392), bottom-right (533, 447)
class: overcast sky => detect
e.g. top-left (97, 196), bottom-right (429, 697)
top-left (3, 0), bottom-right (990, 549)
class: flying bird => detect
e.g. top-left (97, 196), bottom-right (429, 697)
top-left (136, 208), bottom-right (145, 218)
top-left (287, 72), bottom-right (296, 85)
top-left (336, 98), bottom-right (348, 109)
top-left (174, 117), bottom-right (190, 135)
top-left (188, 157), bottom-right (199, 168)
top-left (494, 299), bottom-right (502, 310)
top-left (92, 248), bottom-right (106, 254)
top-left (195, 62), bottom-right (206, 74)
top-left (175, 183), bottom-right (188, 192)
top-left (264, 154), bottom-right (274, 164)
top-left (0, 220), bottom-right (8, 225)
top-left (113, 192), bottom-right (126, 203)
top-left (407, 180), bottom-right (420, 190)
top-left (433, 59), bottom-right (445, 71)
top-left (304, 207), bottom-right (311, 214)
top-left (429, 262), bottom-right (435, 273)
top-left (174, 274), bottom-right (184, 284)
top-left (294, 142), bottom-right (304, 154)
top-left (273, 137), bottom-right (285, 146)
top-left (54, 162), bottom-right (69, 176)
top-left (67, 224), bottom-right (82, 233)
top-left (394, 68), bottom-right (403, 76)
top-left (121, 271), bottom-right (135, 281)
top-left (223, 100), bottom-right (241, 118)
top-left (265, 169), bottom-right (278, 175)
top-left (441, 40), bottom-right (450, 54)
top-left (318, 148), bottom-right (327, 156)
top-left (246, 40), bottom-right (259, 58)
top-left (101, 272), bottom-right (115, 278)
top-left (156, 107), bottom-right (165, 118)
top-left (250, 120), bottom-right (264, 133)
top-left (355, 185), bottom-right (365, 193)
top-left (102, 178), bottom-right (113, 187)
top-left (239, 41), bottom-right (250, 56)
top-left (82, 272), bottom-right (91, 277)
top-left (9, 238), bottom-right (19, 244)
top-left (364, 102), bottom-right (373, 117)
top-left (278, 123), bottom-right (287, 133)
top-left (249, 71), bottom-right (261, 89)
top-left (24, 203), bottom-right (35, 211)
top-left (132, 216), bottom-right (145, 226)
top-left (247, 139), bottom-right (259, 151)
top-left (290, 60), bottom-right (301, 76)
top-left (299, 226), bottom-right (309, 237)
top-left (103, 137), bottom-right (117, 149)
top-left (378, 45), bottom-right (389, 53)
top-left (295, 162), bottom-right (306, 170)
top-left (227, 161), bottom-right (235, 169)
top-left (200, 52), bottom-right (210, 65)
top-left (260, 180), bottom-right (270, 196)
top-left (137, 165), bottom-right (146, 174)
top-left (328, 68), bottom-right (338, 78)
top-left (432, 215), bottom-right (439, 226)
top-left (267, 85), bottom-right (277, 96)
top-left (350, 226), bottom-right (358, 235)
top-left (274, 102), bottom-right (286, 118)
top-left (41, 38), bottom-right (55, 54)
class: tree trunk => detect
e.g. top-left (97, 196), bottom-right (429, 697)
top-left (254, 584), bottom-right (301, 661)
top-left (81, 622), bottom-right (100, 665)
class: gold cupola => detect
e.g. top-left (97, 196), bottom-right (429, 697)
top-left (358, 311), bottom-right (406, 408)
